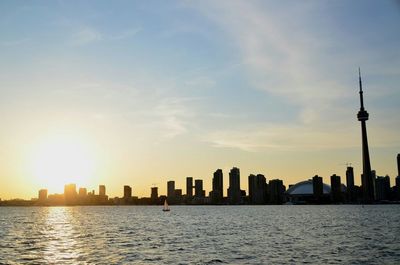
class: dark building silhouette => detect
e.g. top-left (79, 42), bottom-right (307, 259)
top-left (124, 185), bottom-right (132, 202)
top-left (249, 174), bottom-right (266, 204)
top-left (312, 175), bottom-right (323, 202)
top-left (151, 187), bottom-right (158, 202)
top-left (194, 179), bottom-right (205, 198)
top-left (269, 179), bottom-right (285, 204)
top-left (167, 181), bottom-right (175, 199)
top-left (397, 153), bottom-right (400, 177)
top-left (64, 184), bottom-right (77, 205)
top-left (186, 177), bottom-right (193, 198)
top-left (346, 166), bottom-right (356, 202)
top-left (38, 189), bottom-right (47, 202)
top-left (211, 169), bottom-right (223, 204)
top-left (357, 69), bottom-right (374, 203)
top-left (228, 167), bottom-right (241, 204)
top-left (99, 185), bottom-right (106, 196)
top-left (375, 175), bottom-right (390, 201)
top-left (330, 174), bottom-right (342, 203)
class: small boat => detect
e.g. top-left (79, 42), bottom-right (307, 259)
top-left (162, 199), bottom-right (170, 212)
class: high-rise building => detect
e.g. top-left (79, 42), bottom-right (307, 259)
top-left (312, 175), bottom-right (323, 202)
top-left (357, 70), bottom-right (374, 203)
top-left (64, 184), bottom-right (77, 205)
top-left (151, 187), bottom-right (158, 202)
top-left (397, 153), bottom-right (400, 177)
top-left (99, 185), bottom-right (106, 196)
top-left (186, 177), bottom-right (193, 198)
top-left (375, 175), bottom-right (390, 201)
top-left (167, 181), bottom-right (175, 199)
top-left (228, 167), bottom-right (241, 204)
top-left (346, 166), bottom-right (356, 202)
top-left (195, 179), bottom-right (205, 198)
top-left (346, 167), bottom-right (354, 189)
top-left (79, 188), bottom-right (87, 197)
top-left (269, 179), bottom-right (285, 204)
top-left (249, 174), bottom-right (266, 204)
top-left (38, 189), bottom-right (47, 202)
top-left (124, 185), bottom-right (132, 199)
top-left (211, 169), bottom-right (223, 203)
top-left (330, 174), bottom-right (342, 203)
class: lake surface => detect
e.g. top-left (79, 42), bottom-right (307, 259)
top-left (1, 205), bottom-right (399, 264)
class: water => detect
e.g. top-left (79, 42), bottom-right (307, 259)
top-left (0, 205), bottom-right (399, 264)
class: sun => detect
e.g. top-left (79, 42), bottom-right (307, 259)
top-left (30, 133), bottom-right (97, 193)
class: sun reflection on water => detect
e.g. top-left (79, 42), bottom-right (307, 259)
top-left (42, 207), bottom-right (80, 263)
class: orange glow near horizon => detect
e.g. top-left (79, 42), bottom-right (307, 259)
top-left (28, 132), bottom-right (97, 194)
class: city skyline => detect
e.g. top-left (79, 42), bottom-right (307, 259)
top-left (1, 1), bottom-right (400, 199)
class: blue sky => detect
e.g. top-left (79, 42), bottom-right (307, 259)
top-left (0, 0), bottom-right (399, 198)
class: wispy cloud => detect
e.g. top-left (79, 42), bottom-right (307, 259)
top-left (70, 26), bottom-right (102, 46)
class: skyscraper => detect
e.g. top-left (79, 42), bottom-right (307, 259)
top-left (186, 177), bottom-right (193, 198)
top-left (249, 174), bottom-right (266, 204)
top-left (167, 181), bottom-right (175, 199)
top-left (397, 153), bottom-right (400, 177)
top-left (124, 185), bottom-right (132, 199)
top-left (194, 179), bottom-right (204, 198)
top-left (346, 166), bottom-right (355, 202)
top-left (375, 175), bottom-right (390, 201)
top-left (64, 184), bottom-right (77, 205)
top-left (312, 175), bottom-right (323, 202)
top-left (211, 169), bottom-right (223, 203)
top-left (151, 187), bottom-right (158, 202)
top-left (330, 174), bottom-right (342, 203)
top-left (99, 185), bottom-right (106, 196)
top-left (268, 179), bottom-right (285, 204)
top-left (357, 69), bottom-right (374, 202)
top-left (228, 167), bottom-right (241, 204)
top-left (38, 189), bottom-right (47, 202)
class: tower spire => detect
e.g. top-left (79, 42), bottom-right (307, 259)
top-left (356, 68), bottom-right (374, 203)
top-left (359, 67), bottom-right (364, 110)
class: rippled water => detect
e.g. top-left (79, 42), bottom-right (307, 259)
top-left (1, 205), bottom-right (400, 264)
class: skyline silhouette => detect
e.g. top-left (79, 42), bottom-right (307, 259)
top-left (0, 1), bottom-right (399, 200)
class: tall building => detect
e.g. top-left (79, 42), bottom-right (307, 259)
top-left (375, 175), bottom-right (390, 201)
top-left (256, 174), bottom-right (267, 204)
top-left (79, 188), bottom-right (87, 197)
top-left (312, 175), bottom-right (323, 202)
top-left (64, 184), bottom-right (77, 205)
top-left (346, 166), bottom-right (356, 202)
top-left (151, 187), bottom-right (158, 202)
top-left (228, 167), bottom-right (241, 204)
top-left (194, 179), bottom-right (205, 198)
top-left (124, 185), bottom-right (132, 199)
top-left (330, 174), bottom-right (342, 203)
top-left (99, 185), bottom-right (106, 196)
top-left (211, 169), bottom-right (223, 203)
top-left (167, 181), bottom-right (175, 199)
top-left (269, 179), bottom-right (285, 204)
top-left (357, 69), bottom-right (374, 202)
top-left (249, 174), bottom-right (266, 204)
top-left (186, 177), bottom-right (193, 198)
top-left (397, 153), bottom-right (400, 177)
top-left (38, 189), bottom-right (47, 202)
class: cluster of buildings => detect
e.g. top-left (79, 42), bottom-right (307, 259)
top-left (29, 153), bottom-right (400, 206)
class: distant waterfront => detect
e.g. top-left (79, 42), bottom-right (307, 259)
top-left (1, 205), bottom-right (400, 264)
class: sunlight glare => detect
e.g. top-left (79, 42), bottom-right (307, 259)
top-left (30, 133), bottom-right (97, 192)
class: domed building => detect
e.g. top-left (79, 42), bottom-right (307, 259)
top-left (285, 179), bottom-right (347, 204)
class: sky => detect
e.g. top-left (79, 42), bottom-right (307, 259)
top-left (0, 0), bottom-right (399, 199)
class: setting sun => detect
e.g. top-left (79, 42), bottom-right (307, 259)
top-left (29, 133), bottom-right (97, 193)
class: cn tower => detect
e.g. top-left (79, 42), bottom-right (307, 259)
top-left (357, 69), bottom-right (374, 202)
